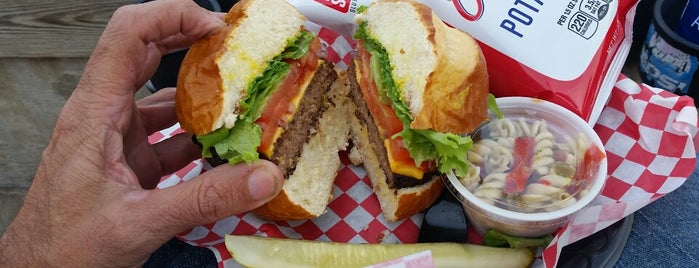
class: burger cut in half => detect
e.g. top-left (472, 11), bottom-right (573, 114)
top-left (176, 0), bottom-right (353, 221)
top-left (347, 0), bottom-right (492, 221)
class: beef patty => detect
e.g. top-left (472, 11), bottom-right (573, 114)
top-left (201, 61), bottom-right (336, 176)
top-left (270, 61), bottom-right (337, 176)
top-left (346, 63), bottom-right (434, 189)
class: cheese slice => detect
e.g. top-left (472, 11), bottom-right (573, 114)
top-left (355, 54), bottom-right (425, 180)
top-left (384, 139), bottom-right (425, 179)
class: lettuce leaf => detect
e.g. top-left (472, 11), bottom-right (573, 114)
top-left (355, 23), bottom-right (473, 178)
top-left (356, 5), bottom-right (368, 14)
top-left (483, 229), bottom-right (552, 249)
top-left (212, 120), bottom-right (262, 164)
top-left (197, 127), bottom-right (230, 159)
top-left (488, 93), bottom-right (503, 119)
top-left (239, 60), bottom-right (292, 122)
top-left (196, 31), bottom-right (315, 165)
top-left (404, 130), bottom-right (473, 176)
top-left (277, 30), bottom-right (315, 60)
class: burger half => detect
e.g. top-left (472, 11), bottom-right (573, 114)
top-left (176, 0), bottom-right (352, 220)
top-left (347, 0), bottom-right (491, 221)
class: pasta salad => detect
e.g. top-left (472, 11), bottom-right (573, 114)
top-left (460, 116), bottom-right (605, 213)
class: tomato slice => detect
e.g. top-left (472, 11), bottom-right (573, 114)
top-left (504, 137), bottom-right (536, 194)
top-left (356, 42), bottom-right (435, 177)
top-left (256, 37), bottom-right (321, 157)
top-left (574, 143), bottom-right (606, 182)
top-left (356, 42), bottom-right (403, 137)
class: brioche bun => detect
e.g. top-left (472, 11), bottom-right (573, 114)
top-left (252, 72), bottom-right (353, 220)
top-left (176, 0), bottom-right (306, 135)
top-left (356, 0), bottom-right (489, 134)
top-left (348, 105), bottom-right (444, 222)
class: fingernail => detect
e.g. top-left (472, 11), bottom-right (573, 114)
top-left (247, 167), bottom-right (281, 201)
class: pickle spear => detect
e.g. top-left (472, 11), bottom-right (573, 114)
top-left (225, 235), bottom-right (534, 268)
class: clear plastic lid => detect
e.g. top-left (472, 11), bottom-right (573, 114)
top-left (460, 98), bottom-right (605, 213)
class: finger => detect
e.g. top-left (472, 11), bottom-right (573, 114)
top-left (130, 0), bottom-right (226, 51)
top-left (154, 133), bottom-right (201, 176)
top-left (104, 0), bottom-right (225, 89)
top-left (124, 109), bottom-right (161, 188)
top-left (74, 0), bottom-right (225, 125)
top-left (154, 33), bottom-right (202, 54)
top-left (136, 32), bottom-right (204, 86)
top-left (213, 11), bottom-right (226, 20)
top-left (137, 88), bottom-right (178, 134)
top-left (136, 133), bottom-right (201, 189)
top-left (137, 87), bottom-right (175, 106)
top-left (136, 34), bottom-right (195, 87)
top-left (138, 43), bottom-right (166, 88)
top-left (144, 160), bottom-right (283, 234)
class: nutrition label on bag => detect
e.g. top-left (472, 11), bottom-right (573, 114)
top-left (558, 0), bottom-right (611, 39)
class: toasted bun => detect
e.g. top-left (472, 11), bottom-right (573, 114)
top-left (356, 0), bottom-right (489, 134)
top-left (176, 0), bottom-right (306, 135)
top-left (253, 72), bottom-right (353, 220)
top-left (348, 105), bottom-right (443, 222)
top-left (347, 62), bottom-right (443, 222)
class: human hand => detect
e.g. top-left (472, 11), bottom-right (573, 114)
top-left (0, 0), bottom-right (283, 266)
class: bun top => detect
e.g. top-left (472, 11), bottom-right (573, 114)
top-left (356, 0), bottom-right (489, 134)
top-left (176, 0), bottom-right (306, 135)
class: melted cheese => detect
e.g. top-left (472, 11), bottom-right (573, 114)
top-left (384, 139), bottom-right (424, 179)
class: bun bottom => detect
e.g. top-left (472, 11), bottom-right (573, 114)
top-left (252, 72), bottom-right (353, 220)
top-left (348, 114), bottom-right (443, 222)
top-left (254, 66), bottom-right (442, 222)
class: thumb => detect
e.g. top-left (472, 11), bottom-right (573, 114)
top-left (146, 160), bottom-right (283, 234)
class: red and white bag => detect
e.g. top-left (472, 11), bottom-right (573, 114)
top-left (288, 0), bottom-right (639, 125)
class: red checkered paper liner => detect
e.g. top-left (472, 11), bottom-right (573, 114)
top-left (150, 24), bottom-right (698, 268)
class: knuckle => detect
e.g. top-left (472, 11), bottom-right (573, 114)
top-left (193, 179), bottom-right (229, 222)
top-left (106, 5), bottom-right (142, 36)
top-left (111, 4), bottom-right (137, 21)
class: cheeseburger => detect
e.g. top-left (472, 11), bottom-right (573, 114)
top-left (175, 0), bottom-right (491, 222)
top-left (176, 0), bottom-right (353, 220)
top-left (346, 0), bottom-right (490, 221)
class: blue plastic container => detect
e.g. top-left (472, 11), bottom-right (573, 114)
top-left (639, 0), bottom-right (699, 98)
top-left (677, 0), bottom-right (699, 45)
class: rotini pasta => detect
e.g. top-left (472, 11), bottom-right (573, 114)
top-left (462, 116), bottom-right (595, 213)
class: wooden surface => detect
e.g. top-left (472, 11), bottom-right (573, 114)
top-left (0, 0), bottom-right (132, 57)
top-left (0, 0), bottom-right (135, 234)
